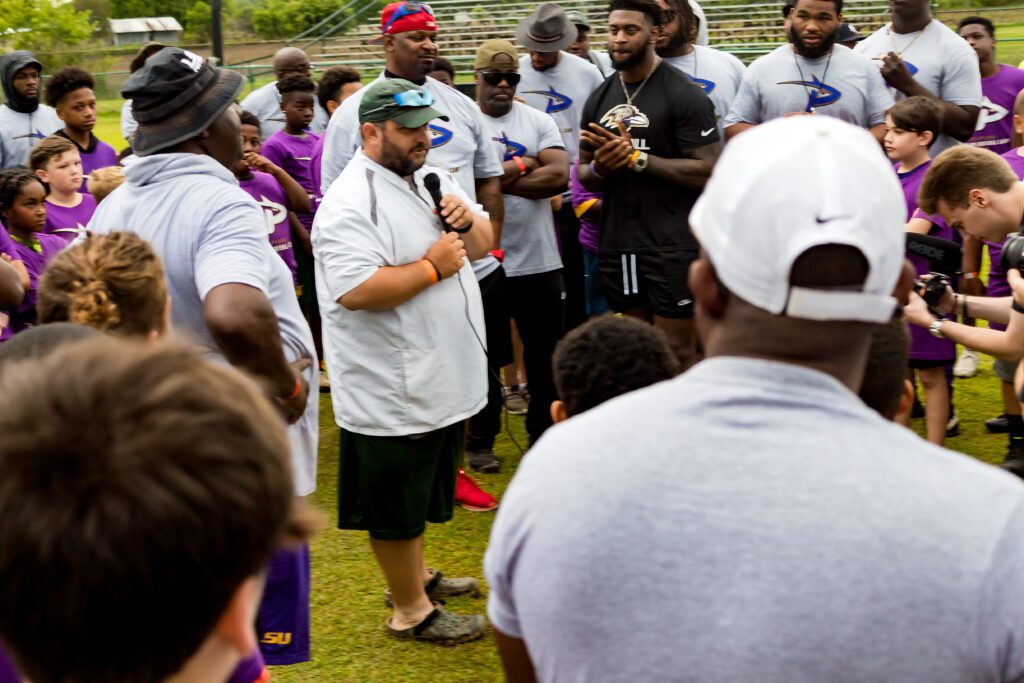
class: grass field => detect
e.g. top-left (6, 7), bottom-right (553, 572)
top-left (86, 45), bottom-right (1023, 681)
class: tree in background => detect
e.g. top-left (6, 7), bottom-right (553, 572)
top-left (251, 0), bottom-right (345, 39)
top-left (0, 0), bottom-right (97, 52)
top-left (184, 0), bottom-right (211, 40)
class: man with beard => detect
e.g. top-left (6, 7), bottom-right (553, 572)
top-left (473, 40), bottom-right (569, 460)
top-left (577, 0), bottom-right (718, 368)
top-left (0, 52), bottom-right (62, 169)
top-left (566, 10), bottom-right (614, 76)
top-left (516, 2), bottom-right (605, 331)
top-left (313, 79), bottom-right (494, 644)
top-left (724, 0), bottom-right (892, 142)
top-left (656, 0), bottom-right (745, 139)
top-left (855, 0), bottom-right (980, 156)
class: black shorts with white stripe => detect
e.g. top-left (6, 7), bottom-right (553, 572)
top-left (597, 250), bottom-right (698, 319)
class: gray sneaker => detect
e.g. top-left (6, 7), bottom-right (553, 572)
top-left (384, 569), bottom-right (481, 607)
top-left (468, 449), bottom-right (500, 473)
top-left (503, 388), bottom-right (529, 415)
top-left (386, 603), bottom-right (487, 645)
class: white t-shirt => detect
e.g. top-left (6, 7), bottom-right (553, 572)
top-left (319, 72), bottom-right (504, 279)
top-left (239, 81), bottom-right (330, 138)
top-left (855, 18), bottom-right (982, 155)
top-left (664, 45), bottom-right (746, 139)
top-left (0, 103), bottom-right (62, 168)
top-left (88, 153), bottom-right (319, 496)
top-left (724, 44), bottom-right (893, 129)
top-left (486, 357), bottom-right (1024, 682)
top-left (120, 99), bottom-right (137, 141)
top-left (481, 102), bottom-right (564, 277)
top-left (313, 151), bottom-right (488, 436)
top-left (587, 50), bottom-right (614, 77)
top-left (517, 51), bottom-right (605, 164)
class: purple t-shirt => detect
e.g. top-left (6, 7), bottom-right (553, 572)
top-left (0, 227), bottom-right (18, 343)
top-left (8, 232), bottom-right (66, 333)
top-left (570, 160), bottom-right (601, 254)
top-left (986, 147), bottom-right (1024, 330)
top-left (968, 65), bottom-right (1024, 156)
top-left (237, 171), bottom-right (298, 285)
top-left (54, 130), bottom-right (120, 193)
top-left (260, 130), bottom-right (319, 230)
top-left (897, 161), bottom-right (956, 361)
top-left (44, 193), bottom-right (97, 243)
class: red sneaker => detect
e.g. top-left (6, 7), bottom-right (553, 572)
top-left (455, 469), bottom-right (498, 512)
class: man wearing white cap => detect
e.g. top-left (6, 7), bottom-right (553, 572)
top-left (485, 116), bottom-right (1024, 681)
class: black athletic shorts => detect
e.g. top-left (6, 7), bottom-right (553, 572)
top-left (598, 250), bottom-right (698, 319)
top-left (337, 423), bottom-right (463, 541)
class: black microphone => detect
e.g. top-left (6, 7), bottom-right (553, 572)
top-left (905, 233), bottom-right (962, 278)
top-left (423, 173), bottom-right (449, 232)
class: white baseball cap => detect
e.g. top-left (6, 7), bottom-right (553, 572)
top-left (690, 116), bottom-right (905, 324)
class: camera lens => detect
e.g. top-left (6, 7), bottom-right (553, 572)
top-left (1001, 235), bottom-right (1024, 274)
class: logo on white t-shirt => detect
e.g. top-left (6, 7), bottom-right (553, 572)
top-left (523, 85), bottom-right (573, 113)
top-left (429, 124), bottom-right (453, 148)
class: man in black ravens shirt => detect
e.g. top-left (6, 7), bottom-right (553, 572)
top-left (578, 0), bottom-right (719, 368)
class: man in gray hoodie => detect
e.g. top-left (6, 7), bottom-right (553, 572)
top-left (87, 47), bottom-right (319, 668)
top-left (0, 51), bottom-right (62, 168)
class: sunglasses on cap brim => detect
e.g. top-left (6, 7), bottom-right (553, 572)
top-left (480, 71), bottom-right (521, 86)
top-left (362, 87), bottom-right (436, 117)
top-left (382, 2), bottom-right (435, 34)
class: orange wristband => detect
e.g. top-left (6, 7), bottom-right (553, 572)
top-left (421, 258), bottom-right (440, 283)
top-left (512, 156), bottom-right (528, 176)
top-left (280, 375), bottom-right (301, 401)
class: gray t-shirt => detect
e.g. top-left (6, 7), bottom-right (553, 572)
top-left (0, 103), bottom-right (61, 169)
top-left (517, 51), bottom-right (605, 164)
top-left (855, 19), bottom-right (982, 155)
top-left (724, 44), bottom-right (893, 129)
top-left (88, 153), bottom-right (319, 497)
top-left (486, 357), bottom-right (1024, 682)
top-left (664, 45), bottom-right (746, 139)
top-left (481, 102), bottom-right (564, 277)
top-left (239, 81), bottom-right (330, 138)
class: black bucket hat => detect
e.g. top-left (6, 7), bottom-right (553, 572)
top-left (123, 47), bottom-right (244, 156)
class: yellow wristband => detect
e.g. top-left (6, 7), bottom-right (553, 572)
top-left (627, 150), bottom-right (641, 169)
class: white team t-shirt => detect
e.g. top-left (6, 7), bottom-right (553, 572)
top-left (855, 18), bottom-right (982, 155)
top-left (664, 45), bottom-right (746, 139)
top-left (0, 103), bottom-right (61, 168)
top-left (724, 44), bottom-right (893, 130)
top-left (313, 151), bottom-right (488, 436)
top-left (517, 51), bottom-right (605, 164)
top-left (481, 102), bottom-right (564, 277)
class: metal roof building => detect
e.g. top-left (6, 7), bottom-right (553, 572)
top-left (108, 17), bottom-right (183, 46)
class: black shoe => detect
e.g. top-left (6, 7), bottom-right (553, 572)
top-left (987, 413), bottom-right (1011, 434)
top-left (467, 449), bottom-right (500, 474)
top-left (911, 397), bottom-right (924, 419)
top-left (945, 408), bottom-right (960, 438)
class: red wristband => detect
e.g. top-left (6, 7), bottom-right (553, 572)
top-left (512, 156), bottom-right (527, 176)
top-left (280, 375), bottom-right (301, 401)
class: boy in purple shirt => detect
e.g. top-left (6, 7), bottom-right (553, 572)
top-left (29, 136), bottom-right (96, 243)
top-left (44, 67), bottom-right (119, 192)
top-left (884, 97), bottom-right (955, 446)
top-left (569, 160), bottom-right (608, 316)
top-left (235, 111), bottom-right (312, 290)
top-left (310, 66), bottom-right (363, 205)
top-left (0, 170), bottom-right (65, 332)
top-left (960, 17), bottom-right (1024, 156)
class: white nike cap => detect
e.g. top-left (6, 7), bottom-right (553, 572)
top-left (690, 116), bottom-right (905, 323)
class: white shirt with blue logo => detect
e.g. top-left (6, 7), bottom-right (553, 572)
top-left (664, 45), bottom-right (746, 140)
top-left (855, 18), bottom-right (982, 156)
top-left (724, 44), bottom-right (893, 131)
top-left (517, 51), bottom-right (606, 164)
top-left (481, 102), bottom-right (564, 278)
top-left (0, 103), bottom-right (62, 169)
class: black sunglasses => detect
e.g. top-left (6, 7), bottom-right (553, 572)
top-left (480, 71), bottom-right (521, 86)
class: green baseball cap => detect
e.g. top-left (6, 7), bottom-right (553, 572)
top-left (358, 78), bottom-right (449, 128)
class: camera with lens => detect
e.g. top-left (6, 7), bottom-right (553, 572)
top-left (1001, 234), bottom-right (1024, 274)
top-left (905, 233), bottom-right (962, 315)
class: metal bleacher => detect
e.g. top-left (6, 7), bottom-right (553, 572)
top-left (274, 0), bottom-right (893, 75)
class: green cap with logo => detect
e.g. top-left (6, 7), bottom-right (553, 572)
top-left (358, 78), bottom-right (449, 128)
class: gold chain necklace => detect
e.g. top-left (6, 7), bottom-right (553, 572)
top-left (886, 20), bottom-right (929, 58)
top-left (619, 56), bottom-right (661, 108)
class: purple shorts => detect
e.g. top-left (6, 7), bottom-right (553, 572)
top-left (257, 545), bottom-right (311, 665)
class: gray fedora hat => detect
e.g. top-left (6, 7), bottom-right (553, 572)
top-left (516, 3), bottom-right (578, 53)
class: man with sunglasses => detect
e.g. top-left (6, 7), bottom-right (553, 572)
top-left (471, 40), bottom-right (569, 467)
top-left (313, 78), bottom-right (495, 645)
top-left (239, 47), bottom-right (329, 137)
top-left (516, 3), bottom-right (606, 332)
